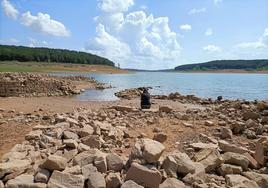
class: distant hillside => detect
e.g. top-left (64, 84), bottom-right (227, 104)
top-left (0, 45), bottom-right (114, 66)
top-left (175, 60), bottom-right (268, 71)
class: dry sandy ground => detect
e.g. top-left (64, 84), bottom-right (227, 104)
top-left (0, 96), bottom-right (202, 157)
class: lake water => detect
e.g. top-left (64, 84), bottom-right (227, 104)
top-left (72, 72), bottom-right (268, 101)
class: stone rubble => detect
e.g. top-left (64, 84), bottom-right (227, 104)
top-left (0, 89), bottom-right (268, 187)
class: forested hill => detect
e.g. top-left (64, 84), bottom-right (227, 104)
top-left (0, 45), bottom-right (114, 66)
top-left (175, 60), bottom-right (268, 71)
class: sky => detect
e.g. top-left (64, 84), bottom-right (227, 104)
top-left (0, 0), bottom-right (268, 70)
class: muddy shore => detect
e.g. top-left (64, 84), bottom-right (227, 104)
top-left (0, 74), bottom-right (268, 188)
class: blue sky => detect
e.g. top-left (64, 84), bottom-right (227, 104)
top-left (1, 0), bottom-right (268, 69)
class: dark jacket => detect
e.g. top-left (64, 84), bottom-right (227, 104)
top-left (141, 91), bottom-right (151, 109)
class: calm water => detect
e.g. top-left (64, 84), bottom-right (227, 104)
top-left (71, 72), bottom-right (268, 101)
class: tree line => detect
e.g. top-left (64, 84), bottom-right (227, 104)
top-left (0, 45), bottom-right (114, 66)
top-left (175, 60), bottom-right (268, 71)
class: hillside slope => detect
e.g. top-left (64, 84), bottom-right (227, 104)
top-left (175, 60), bottom-right (268, 71)
top-left (0, 45), bottom-right (114, 66)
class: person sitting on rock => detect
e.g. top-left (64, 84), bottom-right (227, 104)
top-left (141, 88), bottom-right (151, 109)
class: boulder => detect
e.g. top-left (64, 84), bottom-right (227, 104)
top-left (106, 153), bottom-right (124, 172)
top-left (217, 164), bottom-right (242, 176)
top-left (0, 159), bottom-right (31, 179)
top-left (63, 165), bottom-right (81, 175)
top-left (159, 106), bottom-right (173, 113)
top-left (222, 152), bottom-right (249, 170)
top-left (242, 111), bottom-right (261, 120)
top-left (77, 125), bottom-right (94, 137)
top-left (162, 155), bottom-right (178, 178)
top-left (243, 171), bottom-right (268, 188)
top-left (109, 105), bottom-right (137, 112)
top-left (0, 181), bottom-right (3, 188)
top-left (182, 162), bottom-right (206, 185)
top-left (121, 180), bottom-right (143, 188)
top-left (73, 149), bottom-right (98, 167)
top-left (63, 139), bottom-right (78, 149)
top-left (254, 137), bottom-right (268, 166)
top-left (81, 164), bottom-right (98, 178)
top-left (62, 131), bottom-right (79, 140)
top-left (193, 148), bottom-right (223, 173)
top-left (94, 154), bottom-right (107, 173)
top-left (25, 130), bottom-right (42, 141)
top-left (87, 171), bottom-right (106, 188)
top-left (126, 163), bottom-right (162, 188)
top-left (225, 174), bottom-right (259, 187)
top-left (48, 170), bottom-right (84, 188)
top-left (218, 140), bottom-right (248, 154)
top-left (105, 172), bottom-right (122, 188)
top-left (42, 155), bottom-right (67, 171)
top-left (159, 178), bottom-right (186, 188)
top-left (5, 174), bottom-right (46, 188)
top-left (142, 138), bottom-right (165, 163)
top-left (153, 132), bottom-right (167, 143)
top-left (172, 152), bottom-right (195, 176)
top-left (220, 127), bottom-right (233, 139)
top-left (81, 135), bottom-right (103, 149)
top-left (34, 168), bottom-right (51, 183)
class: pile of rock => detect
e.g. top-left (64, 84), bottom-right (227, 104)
top-left (1, 102), bottom-right (268, 188)
top-left (115, 87), bottom-right (152, 99)
top-left (0, 73), bottom-right (104, 97)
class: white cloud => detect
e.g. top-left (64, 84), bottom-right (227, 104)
top-left (189, 8), bottom-right (206, 15)
top-left (203, 45), bottom-right (222, 53)
top-left (235, 28), bottom-right (268, 49)
top-left (1, 0), bottom-right (19, 20)
top-left (214, 0), bottom-right (223, 5)
top-left (21, 11), bottom-right (70, 37)
top-left (98, 0), bottom-right (134, 13)
top-left (140, 5), bottom-right (147, 10)
top-left (86, 0), bottom-right (182, 69)
top-left (180, 24), bottom-right (192, 31)
top-left (205, 28), bottom-right (213, 36)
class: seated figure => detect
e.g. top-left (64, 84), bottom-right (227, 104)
top-left (141, 88), bottom-right (151, 109)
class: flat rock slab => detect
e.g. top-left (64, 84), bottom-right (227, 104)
top-left (48, 171), bottom-right (84, 188)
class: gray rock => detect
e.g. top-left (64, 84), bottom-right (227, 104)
top-left (217, 164), bottom-right (242, 176)
top-left (126, 163), bottom-right (162, 188)
top-left (87, 171), bottom-right (106, 188)
top-left (121, 180), bottom-right (143, 188)
top-left (106, 153), bottom-right (124, 172)
top-left (222, 152), bottom-right (249, 170)
top-left (225, 174), bottom-right (259, 187)
top-left (153, 132), bottom-right (167, 143)
top-left (63, 139), bottom-right (78, 149)
top-left (81, 135), bottom-right (103, 149)
top-left (63, 131), bottom-right (79, 140)
top-left (94, 154), bottom-right (107, 173)
top-left (220, 127), bottom-right (233, 139)
top-left (193, 148), bottom-right (223, 173)
top-left (48, 170), bottom-right (84, 188)
top-left (73, 150), bottom-right (98, 167)
top-left (5, 174), bottom-right (46, 188)
top-left (63, 165), bottom-right (81, 175)
top-left (142, 138), bottom-right (165, 163)
top-left (218, 140), bottom-right (248, 154)
top-left (42, 155), bottom-right (67, 171)
top-left (34, 168), bottom-right (51, 183)
top-left (0, 159), bottom-right (31, 179)
top-left (243, 171), bottom-right (268, 188)
top-left (159, 178), bottom-right (186, 188)
top-left (82, 164), bottom-right (98, 178)
top-left (105, 172), bottom-right (121, 188)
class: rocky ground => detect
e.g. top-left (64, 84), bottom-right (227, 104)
top-left (0, 87), bottom-right (268, 187)
top-left (0, 73), bottom-right (108, 97)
